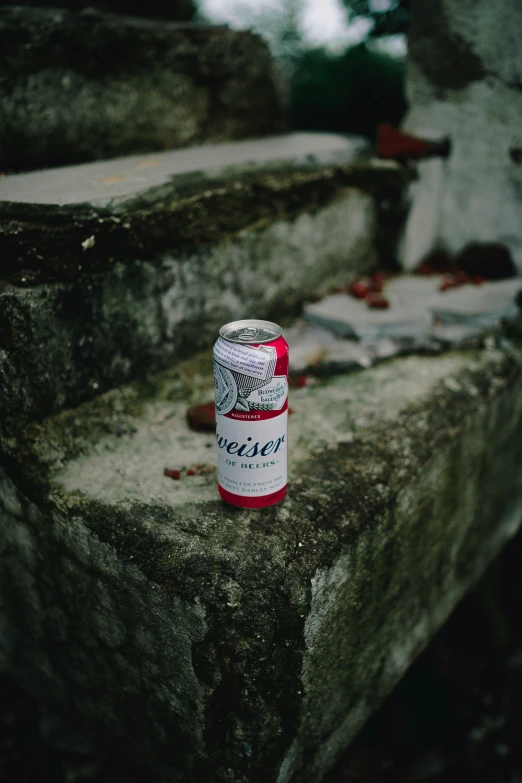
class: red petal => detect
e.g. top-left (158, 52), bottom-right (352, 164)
top-left (349, 281), bottom-right (370, 300)
top-left (367, 293), bottom-right (390, 309)
top-left (290, 375), bottom-right (309, 389)
top-left (455, 270), bottom-right (469, 285)
top-left (186, 402), bottom-right (216, 432)
top-left (416, 263), bottom-right (437, 276)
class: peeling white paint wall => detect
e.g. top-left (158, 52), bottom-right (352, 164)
top-left (400, 0), bottom-right (522, 272)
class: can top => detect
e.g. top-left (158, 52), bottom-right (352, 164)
top-left (219, 319), bottom-right (282, 344)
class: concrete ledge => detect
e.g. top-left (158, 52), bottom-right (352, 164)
top-left (0, 135), bottom-right (408, 422)
top-left (2, 328), bottom-right (522, 782)
top-left (0, 194), bottom-right (376, 422)
top-left (0, 133), bottom-right (368, 214)
top-left (0, 134), bottom-right (404, 283)
top-left (0, 7), bottom-right (285, 171)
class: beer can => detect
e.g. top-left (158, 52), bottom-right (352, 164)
top-left (213, 319), bottom-right (289, 508)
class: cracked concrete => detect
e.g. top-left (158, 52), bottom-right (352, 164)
top-left (2, 323), bottom-right (522, 782)
top-left (0, 136), bottom-right (409, 422)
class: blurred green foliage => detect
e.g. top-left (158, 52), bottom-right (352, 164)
top-left (341, 0), bottom-right (410, 37)
top-left (197, 0), bottom-right (408, 140)
top-left (291, 43), bottom-right (406, 139)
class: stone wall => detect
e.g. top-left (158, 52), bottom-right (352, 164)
top-left (400, 0), bottom-right (522, 273)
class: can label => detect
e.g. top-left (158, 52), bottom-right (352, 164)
top-left (214, 337), bottom-right (288, 415)
top-left (216, 412), bottom-right (288, 497)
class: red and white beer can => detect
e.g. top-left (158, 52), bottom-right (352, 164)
top-left (213, 319), bottom-right (289, 508)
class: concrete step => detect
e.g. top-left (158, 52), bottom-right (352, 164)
top-left (0, 133), bottom-right (407, 422)
top-left (0, 6), bottom-right (285, 171)
top-left (2, 325), bottom-right (522, 782)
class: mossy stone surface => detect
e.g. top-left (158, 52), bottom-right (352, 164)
top-left (0, 7), bottom-right (285, 172)
top-left (0, 136), bottom-right (404, 284)
top-left (1, 142), bottom-right (410, 423)
top-left (0, 137), bottom-right (408, 424)
top-left (2, 332), bottom-right (522, 782)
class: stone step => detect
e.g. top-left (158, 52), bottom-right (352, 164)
top-left (0, 133), bottom-right (407, 423)
top-left (0, 6), bottom-right (285, 172)
top-left (1, 325), bottom-right (522, 782)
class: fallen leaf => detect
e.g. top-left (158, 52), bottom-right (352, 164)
top-left (186, 402), bottom-right (216, 432)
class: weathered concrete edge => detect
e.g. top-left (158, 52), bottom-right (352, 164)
top-left (0, 193), bottom-right (376, 423)
top-left (0, 134), bottom-right (368, 213)
top-left (0, 467), bottom-right (211, 779)
top-left (279, 374), bottom-right (522, 782)
top-left (0, 161), bottom-right (407, 285)
top-left (2, 335), bottom-right (522, 780)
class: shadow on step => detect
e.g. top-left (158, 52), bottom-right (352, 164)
top-left (2, 524), bottom-right (522, 783)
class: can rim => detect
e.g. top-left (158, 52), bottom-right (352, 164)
top-left (219, 319), bottom-right (282, 344)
